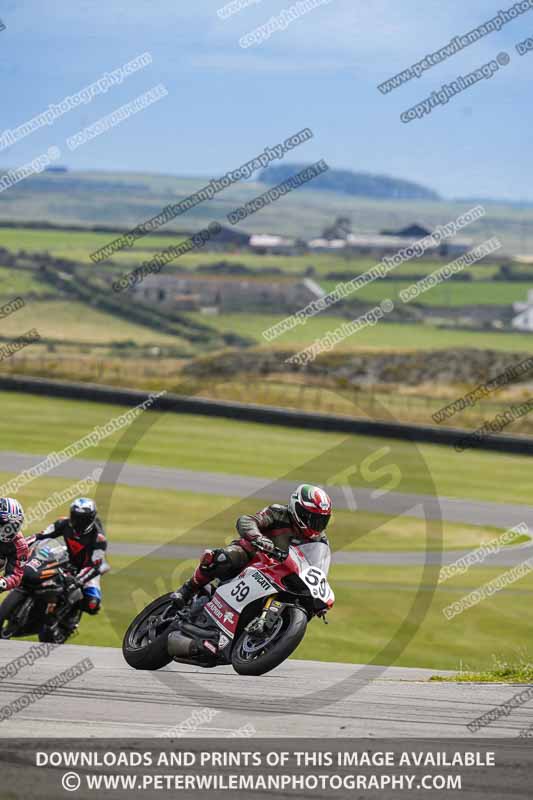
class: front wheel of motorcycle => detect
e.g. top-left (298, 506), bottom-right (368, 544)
top-left (231, 605), bottom-right (307, 676)
top-left (122, 593), bottom-right (177, 670)
top-left (38, 607), bottom-right (82, 644)
top-left (0, 589), bottom-right (26, 639)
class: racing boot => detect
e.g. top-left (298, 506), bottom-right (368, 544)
top-left (170, 579), bottom-right (197, 610)
top-left (171, 548), bottom-right (230, 610)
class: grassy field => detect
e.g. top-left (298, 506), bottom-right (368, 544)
top-left (51, 556), bottom-right (533, 671)
top-left (0, 227), bottom-right (188, 261)
top-left (0, 299), bottom-right (192, 348)
top-left (186, 312), bottom-right (533, 352)
top-left (0, 226), bottom-right (507, 279)
top-left (0, 391), bottom-right (532, 506)
top-left (320, 279), bottom-right (532, 307)
top-left (194, 379), bottom-right (533, 436)
top-left (0, 266), bottom-right (53, 297)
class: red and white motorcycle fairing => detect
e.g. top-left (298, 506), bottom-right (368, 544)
top-left (203, 540), bottom-right (334, 642)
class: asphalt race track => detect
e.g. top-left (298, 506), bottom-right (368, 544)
top-left (110, 540), bottom-right (533, 568)
top-left (0, 641), bottom-right (532, 738)
top-left (1, 450), bottom-right (532, 531)
top-left (2, 450), bottom-right (532, 568)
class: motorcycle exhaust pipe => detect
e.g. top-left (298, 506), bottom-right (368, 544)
top-left (167, 631), bottom-right (196, 659)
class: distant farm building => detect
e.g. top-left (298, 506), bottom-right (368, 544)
top-left (208, 225), bottom-right (250, 250)
top-left (380, 223), bottom-right (432, 238)
top-left (131, 273), bottom-right (325, 313)
top-left (249, 234), bottom-right (298, 255)
top-left (309, 220), bottom-right (471, 258)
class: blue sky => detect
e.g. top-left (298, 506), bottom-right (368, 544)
top-left (0, 0), bottom-right (531, 199)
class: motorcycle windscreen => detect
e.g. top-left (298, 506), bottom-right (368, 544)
top-left (32, 539), bottom-right (69, 562)
top-left (297, 541), bottom-right (332, 575)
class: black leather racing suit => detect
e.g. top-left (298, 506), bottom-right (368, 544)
top-left (34, 516), bottom-right (107, 614)
top-left (189, 504), bottom-right (329, 589)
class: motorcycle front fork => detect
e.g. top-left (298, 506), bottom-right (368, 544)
top-left (245, 596), bottom-right (285, 637)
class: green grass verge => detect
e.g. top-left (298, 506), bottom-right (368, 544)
top-left (0, 469), bottom-right (510, 552)
top-left (0, 391), bottom-right (532, 506)
top-left (186, 312), bottom-right (533, 353)
top-left (430, 659), bottom-right (533, 683)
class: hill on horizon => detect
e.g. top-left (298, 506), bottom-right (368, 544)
top-left (258, 163), bottom-right (440, 202)
top-left (0, 167), bottom-right (528, 253)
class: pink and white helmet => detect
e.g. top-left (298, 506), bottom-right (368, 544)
top-left (288, 484), bottom-right (332, 539)
top-left (0, 497), bottom-right (24, 542)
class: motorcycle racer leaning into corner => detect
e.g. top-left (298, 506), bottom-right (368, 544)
top-left (171, 484), bottom-right (332, 610)
top-left (0, 498), bottom-right (28, 595)
top-left (27, 498), bottom-right (108, 615)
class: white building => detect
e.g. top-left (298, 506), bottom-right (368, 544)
top-left (249, 234), bottom-right (296, 254)
top-left (512, 289), bottom-right (533, 331)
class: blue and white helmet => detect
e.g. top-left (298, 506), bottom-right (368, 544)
top-left (0, 498), bottom-right (25, 542)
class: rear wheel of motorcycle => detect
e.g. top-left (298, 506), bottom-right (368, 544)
top-left (122, 593), bottom-right (176, 670)
top-left (0, 590), bottom-right (26, 639)
top-left (231, 605), bottom-right (307, 676)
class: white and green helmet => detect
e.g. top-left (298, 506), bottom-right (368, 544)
top-left (288, 484), bottom-right (332, 538)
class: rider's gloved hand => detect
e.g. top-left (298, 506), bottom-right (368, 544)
top-left (252, 535), bottom-right (275, 554)
top-left (0, 578), bottom-right (8, 592)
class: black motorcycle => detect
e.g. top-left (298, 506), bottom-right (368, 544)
top-left (0, 539), bottom-right (89, 643)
